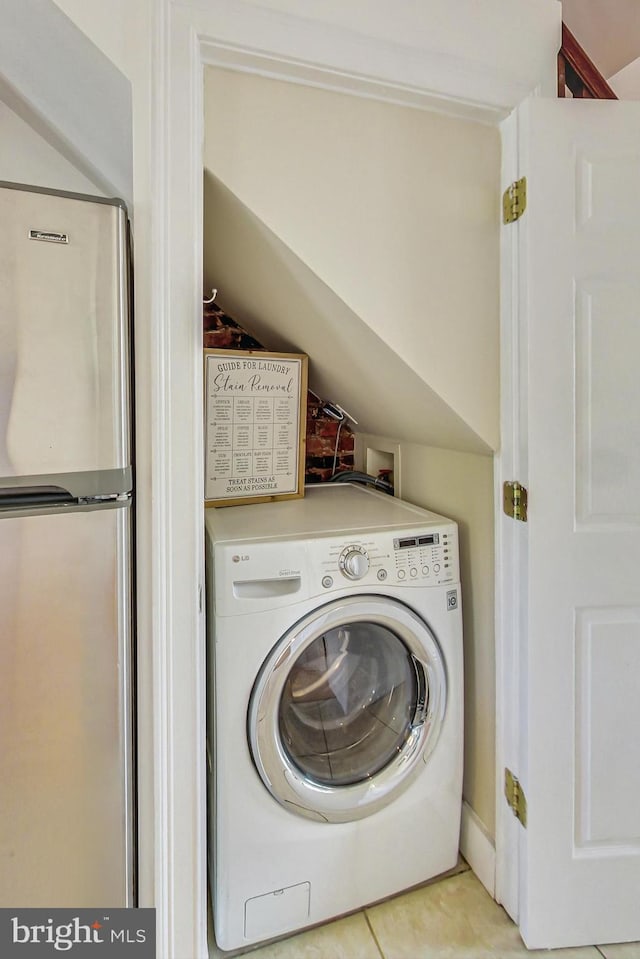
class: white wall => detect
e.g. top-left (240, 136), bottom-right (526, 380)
top-left (609, 57), bottom-right (640, 99)
top-left (204, 66), bottom-right (501, 451)
top-left (0, 98), bottom-right (103, 193)
top-left (50, 0), bottom-right (130, 77)
top-left (0, 0), bottom-right (132, 203)
top-left (400, 445), bottom-right (495, 838)
top-left (203, 170), bottom-right (492, 455)
top-left (357, 435), bottom-right (496, 836)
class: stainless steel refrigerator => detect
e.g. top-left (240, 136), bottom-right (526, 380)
top-left (0, 182), bottom-right (135, 907)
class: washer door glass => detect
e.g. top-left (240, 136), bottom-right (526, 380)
top-left (249, 595), bottom-right (446, 823)
top-left (279, 621), bottom-right (418, 786)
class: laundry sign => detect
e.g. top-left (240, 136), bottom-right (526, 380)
top-left (204, 349), bottom-right (308, 507)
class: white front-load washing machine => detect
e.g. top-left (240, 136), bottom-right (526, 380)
top-left (205, 483), bottom-right (463, 951)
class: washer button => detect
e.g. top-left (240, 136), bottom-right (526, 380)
top-left (322, 575), bottom-right (333, 588)
top-left (398, 569), bottom-right (406, 580)
top-left (422, 566), bottom-right (430, 576)
top-left (377, 569), bottom-right (388, 581)
top-left (410, 567), bottom-right (418, 578)
top-left (433, 563), bottom-right (440, 573)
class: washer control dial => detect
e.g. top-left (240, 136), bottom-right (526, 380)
top-left (339, 546), bottom-right (370, 580)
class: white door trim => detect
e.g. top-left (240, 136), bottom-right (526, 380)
top-left (494, 106), bottom-right (526, 920)
top-left (152, 3), bottom-right (559, 954)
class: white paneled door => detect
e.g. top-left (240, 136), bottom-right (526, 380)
top-left (515, 98), bottom-right (640, 948)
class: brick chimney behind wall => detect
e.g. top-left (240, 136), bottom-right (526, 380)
top-left (203, 301), bottom-right (354, 484)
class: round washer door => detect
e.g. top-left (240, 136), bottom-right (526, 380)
top-left (248, 595), bottom-right (447, 822)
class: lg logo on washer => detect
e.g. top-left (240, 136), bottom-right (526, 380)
top-left (230, 554), bottom-right (300, 578)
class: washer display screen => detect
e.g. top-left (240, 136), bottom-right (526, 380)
top-left (278, 622), bottom-right (419, 787)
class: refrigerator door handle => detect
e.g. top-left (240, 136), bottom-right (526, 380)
top-left (0, 485), bottom-right (75, 508)
top-left (0, 467), bottom-right (133, 502)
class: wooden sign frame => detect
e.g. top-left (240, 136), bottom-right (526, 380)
top-left (204, 349), bottom-right (308, 507)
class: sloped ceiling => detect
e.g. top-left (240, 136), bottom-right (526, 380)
top-left (203, 173), bottom-right (491, 455)
top-left (203, 67), bottom-right (501, 457)
top-left (0, 0), bottom-right (132, 202)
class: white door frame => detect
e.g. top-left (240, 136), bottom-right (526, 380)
top-left (494, 105), bottom-right (527, 920)
top-left (150, 2), bottom-right (560, 955)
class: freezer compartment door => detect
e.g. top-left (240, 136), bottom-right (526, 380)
top-left (0, 186), bottom-right (131, 479)
top-left (0, 502), bottom-right (134, 907)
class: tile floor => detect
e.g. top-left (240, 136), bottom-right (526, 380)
top-left (208, 867), bottom-right (640, 959)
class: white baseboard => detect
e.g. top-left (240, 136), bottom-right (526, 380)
top-left (460, 801), bottom-right (496, 898)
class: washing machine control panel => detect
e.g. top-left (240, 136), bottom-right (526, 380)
top-left (391, 531), bottom-right (454, 583)
top-left (319, 526), bottom-right (458, 591)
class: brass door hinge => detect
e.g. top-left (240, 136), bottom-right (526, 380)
top-left (503, 481), bottom-right (528, 522)
top-left (505, 768), bottom-right (527, 827)
top-left (503, 176), bottom-right (527, 224)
